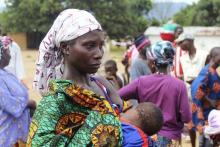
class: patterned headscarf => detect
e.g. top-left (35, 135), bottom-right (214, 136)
top-left (147, 41), bottom-right (175, 67)
top-left (33, 9), bottom-right (102, 94)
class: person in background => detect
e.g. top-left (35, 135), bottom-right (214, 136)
top-left (160, 23), bottom-right (181, 43)
top-left (130, 34), bottom-right (151, 81)
top-left (104, 59), bottom-right (126, 89)
top-left (191, 47), bottom-right (220, 147)
top-left (121, 102), bottom-right (163, 147)
top-left (176, 33), bottom-right (208, 147)
top-left (1, 36), bottom-right (25, 81)
top-left (173, 25), bottom-right (184, 79)
top-left (204, 109), bottom-right (220, 147)
top-left (0, 38), bottom-right (35, 147)
top-left (119, 41), bottom-right (191, 147)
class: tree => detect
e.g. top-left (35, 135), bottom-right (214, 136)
top-left (174, 0), bottom-right (220, 26)
top-left (0, 0), bottom-right (152, 39)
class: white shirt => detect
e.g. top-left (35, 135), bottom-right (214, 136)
top-left (5, 42), bottom-right (25, 80)
top-left (180, 49), bottom-right (208, 82)
top-left (180, 49), bottom-right (208, 99)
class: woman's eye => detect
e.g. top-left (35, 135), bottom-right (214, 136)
top-left (86, 43), bottom-right (96, 49)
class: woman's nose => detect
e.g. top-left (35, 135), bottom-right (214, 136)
top-left (94, 47), bottom-right (104, 59)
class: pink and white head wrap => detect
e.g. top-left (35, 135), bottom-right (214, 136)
top-left (33, 9), bottom-right (102, 95)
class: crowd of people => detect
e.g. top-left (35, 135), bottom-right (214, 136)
top-left (0, 8), bottom-right (220, 147)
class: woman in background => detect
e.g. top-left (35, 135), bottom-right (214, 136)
top-left (0, 38), bottom-right (35, 147)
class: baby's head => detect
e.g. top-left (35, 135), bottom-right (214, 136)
top-left (124, 102), bottom-right (163, 135)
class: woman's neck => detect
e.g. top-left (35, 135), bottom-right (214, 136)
top-left (63, 64), bottom-right (90, 86)
top-left (157, 66), bottom-right (169, 75)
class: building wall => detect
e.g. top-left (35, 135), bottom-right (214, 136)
top-left (148, 35), bottom-right (220, 52)
top-left (8, 32), bottom-right (27, 50)
top-left (145, 26), bottom-right (220, 53)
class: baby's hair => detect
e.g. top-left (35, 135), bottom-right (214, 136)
top-left (135, 102), bottom-right (163, 135)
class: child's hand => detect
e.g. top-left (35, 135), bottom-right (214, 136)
top-left (27, 99), bottom-right (37, 109)
top-left (187, 121), bottom-right (194, 130)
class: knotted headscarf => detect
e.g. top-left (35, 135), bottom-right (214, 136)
top-left (33, 9), bottom-right (102, 94)
top-left (147, 41), bottom-right (175, 67)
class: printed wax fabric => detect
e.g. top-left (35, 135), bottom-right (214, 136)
top-left (27, 79), bottom-right (122, 147)
top-left (191, 64), bottom-right (220, 130)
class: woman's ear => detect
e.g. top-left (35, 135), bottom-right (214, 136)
top-left (60, 42), bottom-right (69, 55)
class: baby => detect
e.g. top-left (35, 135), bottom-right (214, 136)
top-left (121, 102), bottom-right (164, 147)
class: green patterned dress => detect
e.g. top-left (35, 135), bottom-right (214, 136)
top-left (27, 80), bottom-right (123, 147)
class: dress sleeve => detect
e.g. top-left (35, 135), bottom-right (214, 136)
top-left (118, 79), bottom-right (140, 101)
top-left (0, 78), bottom-right (28, 118)
top-left (27, 94), bottom-right (69, 147)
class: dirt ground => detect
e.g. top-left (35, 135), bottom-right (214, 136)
top-left (22, 50), bottom-right (193, 147)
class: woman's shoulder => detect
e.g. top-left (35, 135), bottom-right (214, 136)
top-left (48, 79), bottom-right (72, 92)
top-left (92, 75), bottom-right (109, 86)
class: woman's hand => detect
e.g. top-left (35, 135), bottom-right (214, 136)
top-left (27, 99), bottom-right (36, 109)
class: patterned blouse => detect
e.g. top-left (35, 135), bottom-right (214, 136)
top-left (27, 79), bottom-right (123, 147)
top-left (191, 64), bottom-right (220, 131)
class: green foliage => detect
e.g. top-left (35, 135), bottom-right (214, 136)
top-left (174, 0), bottom-right (220, 26)
top-left (0, 0), bottom-right (152, 39)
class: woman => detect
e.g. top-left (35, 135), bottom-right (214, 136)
top-left (119, 41), bottom-right (191, 147)
top-left (0, 38), bottom-right (34, 146)
top-left (28, 9), bottom-right (125, 146)
top-left (191, 47), bottom-right (220, 147)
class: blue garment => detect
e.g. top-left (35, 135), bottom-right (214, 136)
top-left (191, 64), bottom-right (220, 126)
top-left (130, 57), bottom-right (151, 81)
top-left (0, 69), bottom-right (30, 147)
top-left (122, 122), bottom-right (157, 147)
top-left (156, 135), bottom-right (180, 147)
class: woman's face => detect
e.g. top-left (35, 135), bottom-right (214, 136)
top-left (0, 49), bottom-right (11, 68)
top-left (65, 30), bottom-right (105, 74)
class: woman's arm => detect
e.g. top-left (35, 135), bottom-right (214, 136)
top-left (28, 94), bottom-right (69, 147)
top-left (118, 79), bottom-right (139, 101)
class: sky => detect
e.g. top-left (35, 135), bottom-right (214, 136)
top-left (0, 0), bottom-right (6, 9)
